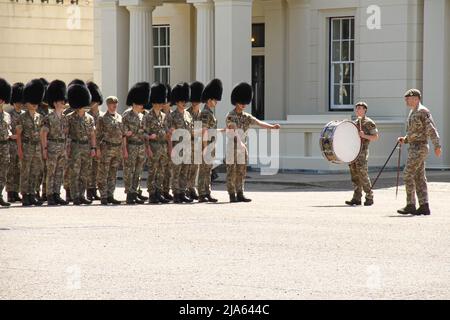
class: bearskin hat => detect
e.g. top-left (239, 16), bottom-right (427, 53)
top-left (190, 81), bottom-right (204, 103)
top-left (46, 80), bottom-right (67, 108)
top-left (201, 78), bottom-right (223, 103)
top-left (23, 79), bottom-right (46, 105)
top-left (0, 78), bottom-right (12, 104)
top-left (149, 82), bottom-right (167, 105)
top-left (87, 81), bottom-right (103, 105)
top-left (10, 82), bottom-right (24, 105)
top-left (231, 82), bottom-right (253, 105)
top-left (126, 82), bottom-right (150, 106)
top-left (68, 83), bottom-right (91, 109)
top-left (170, 82), bottom-right (190, 105)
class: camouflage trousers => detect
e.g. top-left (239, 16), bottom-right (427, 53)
top-left (37, 160), bottom-right (47, 195)
top-left (46, 142), bottom-right (66, 195)
top-left (226, 148), bottom-right (248, 194)
top-left (123, 144), bottom-right (145, 194)
top-left (186, 141), bottom-right (201, 193)
top-left (88, 157), bottom-right (99, 189)
top-left (162, 159), bottom-right (173, 194)
top-left (147, 142), bottom-right (168, 194)
top-left (404, 143), bottom-right (429, 206)
top-left (69, 144), bottom-right (91, 199)
top-left (349, 151), bottom-right (373, 201)
top-left (20, 142), bottom-right (43, 195)
top-left (6, 141), bottom-right (20, 192)
top-left (97, 144), bottom-right (122, 199)
top-left (63, 159), bottom-right (71, 191)
top-left (198, 163), bottom-right (213, 196)
top-left (0, 143), bottom-right (9, 194)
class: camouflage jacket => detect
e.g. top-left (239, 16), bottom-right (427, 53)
top-left (97, 112), bottom-right (124, 145)
top-left (404, 104), bottom-right (441, 148)
top-left (88, 109), bottom-right (101, 126)
top-left (66, 111), bottom-right (95, 143)
top-left (41, 112), bottom-right (68, 141)
top-left (16, 110), bottom-right (43, 143)
top-left (8, 108), bottom-right (24, 137)
top-left (122, 109), bottom-right (145, 144)
top-left (143, 108), bottom-right (169, 142)
top-left (0, 110), bottom-right (12, 141)
top-left (200, 106), bottom-right (217, 130)
top-left (226, 109), bottom-right (257, 145)
top-left (37, 105), bottom-right (50, 117)
top-left (353, 116), bottom-right (378, 153)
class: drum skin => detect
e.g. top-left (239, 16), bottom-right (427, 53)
top-left (320, 120), bottom-right (362, 164)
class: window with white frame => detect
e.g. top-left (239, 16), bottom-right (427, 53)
top-left (153, 25), bottom-right (170, 84)
top-left (329, 17), bottom-right (354, 110)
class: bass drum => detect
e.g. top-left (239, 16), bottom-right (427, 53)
top-left (320, 120), bottom-right (362, 164)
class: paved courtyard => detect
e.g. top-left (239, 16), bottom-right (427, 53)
top-left (1, 171), bottom-right (449, 299)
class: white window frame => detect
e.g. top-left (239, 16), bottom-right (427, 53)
top-left (153, 24), bottom-right (170, 84)
top-left (329, 16), bottom-right (354, 111)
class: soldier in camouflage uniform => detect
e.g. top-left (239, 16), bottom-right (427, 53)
top-left (6, 82), bottom-right (25, 203)
top-left (168, 82), bottom-right (193, 203)
top-left (0, 78), bottom-right (12, 207)
top-left (161, 84), bottom-right (174, 201)
top-left (397, 89), bottom-right (441, 216)
top-left (36, 78), bottom-right (50, 202)
top-left (226, 82), bottom-right (280, 202)
top-left (345, 102), bottom-right (379, 206)
top-left (16, 79), bottom-right (46, 206)
top-left (143, 82), bottom-right (171, 204)
top-left (96, 96), bottom-right (123, 205)
top-left (186, 81), bottom-right (204, 201)
top-left (86, 81), bottom-right (103, 201)
top-left (122, 83), bottom-right (149, 205)
top-left (40, 80), bottom-right (69, 206)
top-left (198, 79), bottom-right (223, 203)
top-left (66, 83), bottom-right (97, 205)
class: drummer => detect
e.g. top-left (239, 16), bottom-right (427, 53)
top-left (345, 102), bottom-right (379, 206)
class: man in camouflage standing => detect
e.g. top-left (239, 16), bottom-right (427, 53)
top-left (0, 78), bottom-right (12, 207)
top-left (16, 79), bottom-right (46, 206)
top-left (36, 78), bottom-right (50, 202)
top-left (40, 80), bottom-right (69, 206)
top-left (161, 84), bottom-right (174, 201)
top-left (6, 82), bottom-right (25, 203)
top-left (226, 82), bottom-right (280, 203)
top-left (186, 81), bottom-right (204, 201)
top-left (144, 82), bottom-right (171, 204)
top-left (66, 82), bottom-right (97, 205)
top-left (122, 83), bottom-right (149, 205)
top-left (345, 102), bottom-right (379, 206)
top-left (96, 96), bottom-right (123, 205)
top-left (397, 89), bottom-right (441, 216)
top-left (86, 81), bottom-right (103, 202)
top-left (198, 79), bottom-right (223, 203)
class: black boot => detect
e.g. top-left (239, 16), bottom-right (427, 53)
top-left (180, 192), bottom-right (193, 203)
top-left (415, 203), bottom-right (431, 216)
top-left (149, 193), bottom-right (159, 204)
top-left (397, 204), bottom-right (416, 215)
top-left (345, 199), bottom-right (361, 206)
top-left (13, 192), bottom-right (22, 202)
top-left (163, 192), bottom-right (173, 201)
top-left (93, 188), bottom-right (101, 201)
top-left (173, 193), bottom-right (183, 204)
top-left (0, 195), bottom-right (11, 207)
top-left (134, 193), bottom-right (145, 204)
top-left (364, 198), bottom-right (374, 206)
top-left (137, 189), bottom-right (148, 201)
top-left (7, 192), bottom-right (15, 203)
top-left (100, 198), bottom-right (109, 205)
top-left (33, 194), bottom-right (43, 206)
top-left (79, 196), bottom-right (92, 205)
top-left (189, 190), bottom-right (199, 200)
top-left (236, 192), bottom-right (251, 202)
top-left (198, 195), bottom-right (208, 203)
top-left (22, 194), bottom-right (32, 207)
top-left (73, 198), bottom-right (82, 206)
top-left (229, 193), bottom-right (238, 203)
top-left (54, 193), bottom-right (69, 206)
top-left (86, 188), bottom-right (94, 201)
top-left (42, 193), bottom-right (47, 202)
top-left (47, 194), bottom-right (57, 206)
top-left (156, 191), bottom-right (170, 204)
top-left (205, 194), bottom-right (218, 203)
top-left (126, 193), bottom-right (136, 205)
top-left (107, 196), bottom-right (121, 205)
top-left (66, 189), bottom-right (73, 203)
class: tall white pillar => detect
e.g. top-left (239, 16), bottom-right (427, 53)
top-left (286, 0), bottom-right (310, 115)
top-left (188, 0), bottom-right (215, 84)
top-left (213, 0), bottom-right (253, 127)
top-left (262, 0), bottom-right (286, 120)
top-left (99, 0), bottom-right (130, 113)
top-left (423, 0), bottom-right (450, 168)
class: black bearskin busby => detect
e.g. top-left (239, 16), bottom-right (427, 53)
top-left (0, 78), bottom-right (12, 104)
top-left (231, 82), bottom-right (253, 105)
top-left (10, 82), bottom-right (24, 105)
top-left (87, 81), bottom-right (103, 105)
top-left (68, 83), bottom-right (91, 109)
top-left (170, 82), bottom-right (190, 105)
top-left (190, 81), bottom-right (204, 103)
top-left (149, 82), bottom-right (167, 105)
top-left (201, 78), bottom-right (223, 103)
top-left (46, 80), bottom-right (67, 108)
top-left (126, 82), bottom-right (150, 107)
top-left (23, 79), bottom-right (46, 105)
top-left (68, 79), bottom-right (86, 87)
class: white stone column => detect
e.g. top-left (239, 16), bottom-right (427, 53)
top-left (120, 0), bottom-right (161, 88)
top-left (262, 0), bottom-right (286, 120)
top-left (423, 0), bottom-right (450, 168)
top-left (213, 0), bottom-right (253, 127)
top-left (286, 0), bottom-right (310, 115)
top-left (99, 0), bottom-right (130, 113)
top-left (188, 0), bottom-right (215, 84)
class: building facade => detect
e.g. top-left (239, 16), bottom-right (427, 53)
top-left (1, 0), bottom-right (449, 170)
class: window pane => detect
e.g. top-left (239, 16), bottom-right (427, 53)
top-left (342, 19), bottom-right (350, 39)
top-left (342, 41), bottom-right (350, 61)
top-left (167, 47), bottom-right (170, 65)
top-left (167, 27), bottom-right (170, 45)
top-left (333, 64), bottom-right (341, 84)
top-left (342, 63), bottom-right (351, 83)
top-left (160, 27), bottom-right (167, 46)
top-left (350, 40), bottom-right (354, 61)
top-left (332, 19), bottom-right (340, 40)
top-left (160, 48), bottom-right (167, 66)
top-left (153, 27), bottom-right (158, 45)
top-left (334, 85), bottom-right (342, 105)
top-left (155, 68), bottom-right (161, 82)
top-left (162, 68), bottom-right (169, 85)
top-left (343, 85), bottom-right (351, 105)
top-left (154, 48), bottom-right (158, 65)
top-left (252, 23), bottom-right (265, 47)
top-left (332, 41), bottom-right (340, 61)
top-left (350, 19), bottom-right (354, 39)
